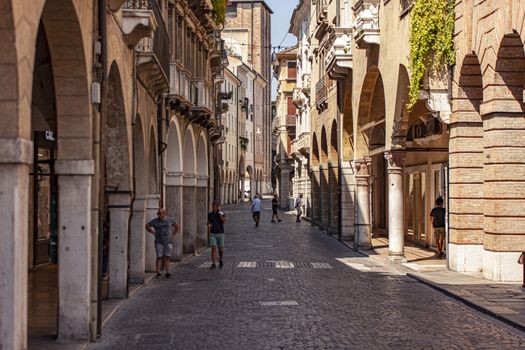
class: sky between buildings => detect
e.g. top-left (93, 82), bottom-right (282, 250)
top-left (266, 0), bottom-right (298, 100)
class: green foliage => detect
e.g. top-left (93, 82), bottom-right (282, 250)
top-left (212, 0), bottom-right (227, 25)
top-left (408, 0), bottom-right (455, 108)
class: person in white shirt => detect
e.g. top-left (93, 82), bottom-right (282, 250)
top-left (295, 194), bottom-right (303, 222)
top-left (251, 195), bottom-right (263, 227)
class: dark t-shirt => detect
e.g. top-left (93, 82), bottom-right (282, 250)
top-left (272, 198), bottom-right (278, 211)
top-left (430, 207), bottom-right (446, 228)
top-left (147, 217), bottom-right (177, 245)
top-left (208, 211), bottom-right (225, 234)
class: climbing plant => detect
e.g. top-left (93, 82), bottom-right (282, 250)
top-left (211, 0), bottom-right (227, 26)
top-left (408, 0), bottom-right (455, 109)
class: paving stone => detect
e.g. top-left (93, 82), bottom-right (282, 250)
top-left (90, 203), bottom-right (525, 349)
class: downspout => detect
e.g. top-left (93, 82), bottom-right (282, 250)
top-left (236, 83), bottom-right (239, 203)
top-left (127, 49), bottom-right (138, 299)
top-left (96, 0), bottom-right (107, 339)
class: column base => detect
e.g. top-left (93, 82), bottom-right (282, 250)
top-left (388, 253), bottom-right (407, 263)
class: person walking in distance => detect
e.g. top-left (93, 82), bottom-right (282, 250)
top-left (145, 208), bottom-right (179, 278)
top-left (271, 194), bottom-right (282, 223)
top-left (295, 193), bottom-right (303, 222)
top-left (208, 201), bottom-right (227, 269)
top-left (251, 194), bottom-right (262, 227)
top-left (430, 197), bottom-right (447, 258)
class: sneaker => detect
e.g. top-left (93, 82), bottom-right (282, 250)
top-left (210, 263), bottom-right (216, 270)
top-left (278, 219), bottom-right (282, 222)
top-left (271, 220), bottom-right (275, 223)
top-left (165, 273), bottom-right (172, 278)
top-left (256, 222), bottom-right (259, 227)
top-left (219, 260), bottom-right (224, 268)
top-left (155, 273), bottom-right (162, 278)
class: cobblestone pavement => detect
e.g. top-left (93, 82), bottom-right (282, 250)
top-left (90, 203), bottom-right (525, 350)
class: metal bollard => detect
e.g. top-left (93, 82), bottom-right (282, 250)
top-left (519, 252), bottom-right (525, 288)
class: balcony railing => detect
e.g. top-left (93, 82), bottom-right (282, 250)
top-left (190, 78), bottom-right (213, 112)
top-left (325, 27), bottom-right (353, 80)
top-left (302, 73), bottom-right (311, 94)
top-left (353, 0), bottom-right (380, 47)
top-left (291, 132), bottom-right (310, 157)
top-left (170, 63), bottom-right (191, 103)
top-left (315, 76), bottom-right (328, 111)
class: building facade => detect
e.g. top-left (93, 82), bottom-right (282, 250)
top-left (0, 0), bottom-right (227, 347)
top-left (290, 0), bottom-right (524, 282)
top-left (222, 0), bottom-right (273, 195)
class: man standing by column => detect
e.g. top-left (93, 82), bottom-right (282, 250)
top-left (145, 208), bottom-right (179, 278)
top-left (295, 193), bottom-right (303, 222)
top-left (208, 201), bottom-right (227, 269)
top-left (251, 194), bottom-right (263, 227)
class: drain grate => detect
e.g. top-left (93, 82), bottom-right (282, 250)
top-left (135, 333), bottom-right (172, 345)
top-left (259, 300), bottom-right (299, 306)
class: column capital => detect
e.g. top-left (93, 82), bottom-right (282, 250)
top-left (0, 137), bottom-right (32, 164)
top-left (384, 150), bottom-right (406, 170)
top-left (352, 157), bottom-right (371, 177)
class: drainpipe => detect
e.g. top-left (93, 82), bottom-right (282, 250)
top-left (96, 0), bottom-right (107, 339)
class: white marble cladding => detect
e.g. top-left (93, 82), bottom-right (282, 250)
top-left (325, 27), bottom-right (353, 80)
top-left (291, 132), bottom-right (310, 156)
top-left (353, 0), bottom-right (380, 46)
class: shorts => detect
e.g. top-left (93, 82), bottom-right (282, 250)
top-left (253, 212), bottom-right (261, 220)
top-left (155, 243), bottom-right (172, 257)
top-left (434, 227), bottom-right (446, 240)
top-left (296, 207), bottom-right (302, 215)
top-left (272, 208), bottom-right (278, 214)
top-left (209, 233), bottom-right (225, 247)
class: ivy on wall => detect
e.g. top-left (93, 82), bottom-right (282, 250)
top-left (408, 0), bottom-right (455, 108)
top-left (212, 0), bottom-right (227, 25)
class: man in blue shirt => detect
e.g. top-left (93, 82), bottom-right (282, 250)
top-left (145, 208), bottom-right (179, 278)
top-left (251, 194), bottom-right (263, 227)
top-left (208, 201), bottom-right (227, 269)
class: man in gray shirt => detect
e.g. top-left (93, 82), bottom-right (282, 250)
top-left (251, 194), bottom-right (263, 227)
top-left (145, 208), bottom-right (179, 278)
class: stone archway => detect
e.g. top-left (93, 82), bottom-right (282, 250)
top-left (320, 127), bottom-right (329, 228)
top-left (145, 128), bottom-right (159, 271)
top-left (329, 120), bottom-right (339, 233)
top-left (311, 133), bottom-right (321, 224)
top-left (165, 119), bottom-right (183, 261)
top-left (196, 133), bottom-right (208, 248)
top-left (182, 128), bottom-right (197, 254)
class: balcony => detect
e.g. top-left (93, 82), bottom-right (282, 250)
top-left (209, 125), bottom-right (225, 146)
top-left (211, 39), bottom-right (229, 80)
top-left (325, 27), bottom-right (353, 80)
top-left (353, 0), bottom-right (380, 47)
top-left (190, 78), bottom-right (213, 125)
top-left (314, 0), bottom-right (329, 40)
top-left (302, 73), bottom-right (311, 95)
top-left (169, 63), bottom-right (192, 115)
top-left (291, 132), bottom-right (310, 158)
top-left (123, 0), bottom-right (157, 48)
top-left (188, 0), bottom-right (215, 31)
top-left (315, 77), bottom-right (328, 111)
top-left (126, 0), bottom-right (170, 96)
top-left (292, 87), bottom-right (305, 108)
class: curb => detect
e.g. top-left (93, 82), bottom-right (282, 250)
top-left (407, 272), bottom-right (525, 333)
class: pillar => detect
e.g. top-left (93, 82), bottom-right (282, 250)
top-left (144, 194), bottom-right (160, 271)
top-left (129, 196), bottom-right (146, 283)
top-left (183, 175), bottom-right (196, 254)
top-left (320, 164), bottom-right (330, 228)
top-left (279, 164), bottom-right (291, 209)
top-left (0, 138), bottom-right (31, 349)
top-left (340, 161), bottom-right (355, 240)
top-left (353, 158), bottom-right (372, 250)
top-left (311, 166), bottom-right (321, 223)
top-left (107, 192), bottom-right (131, 299)
top-left (165, 172), bottom-right (183, 261)
top-left (385, 151), bottom-right (406, 261)
top-left (329, 162), bottom-right (339, 233)
top-left (196, 176), bottom-right (208, 248)
top-left (56, 160), bottom-right (94, 340)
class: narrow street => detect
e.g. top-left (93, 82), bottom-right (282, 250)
top-left (91, 203), bottom-right (525, 350)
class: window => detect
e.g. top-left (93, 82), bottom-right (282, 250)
top-left (287, 97), bottom-right (296, 116)
top-left (226, 3), bottom-right (237, 16)
top-left (401, 0), bottom-right (413, 12)
top-left (287, 61), bottom-right (297, 80)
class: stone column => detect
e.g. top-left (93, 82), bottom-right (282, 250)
top-left (329, 163), bottom-right (339, 233)
top-left (144, 194), bottom-right (160, 271)
top-left (107, 192), bottom-right (131, 299)
top-left (196, 176), bottom-right (209, 248)
top-left (279, 164), bottom-right (291, 209)
top-left (353, 158), bottom-right (372, 250)
top-left (129, 196), bottom-right (146, 283)
top-left (0, 138), bottom-right (31, 349)
top-left (311, 166), bottom-right (321, 223)
top-left (250, 177), bottom-right (256, 200)
top-left (55, 160), bottom-right (94, 340)
top-left (320, 164), bottom-right (330, 229)
top-left (385, 150), bottom-right (406, 261)
top-left (340, 161), bottom-right (356, 241)
top-left (165, 172), bottom-right (183, 261)
top-left (183, 175), bottom-right (197, 254)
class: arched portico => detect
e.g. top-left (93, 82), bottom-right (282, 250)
top-left (165, 118), bottom-right (183, 261)
top-left (329, 121), bottom-right (339, 233)
top-left (196, 133), bottom-right (208, 248)
top-left (145, 128), bottom-right (160, 272)
top-left (320, 127), bottom-right (330, 228)
top-left (311, 133), bottom-right (321, 224)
